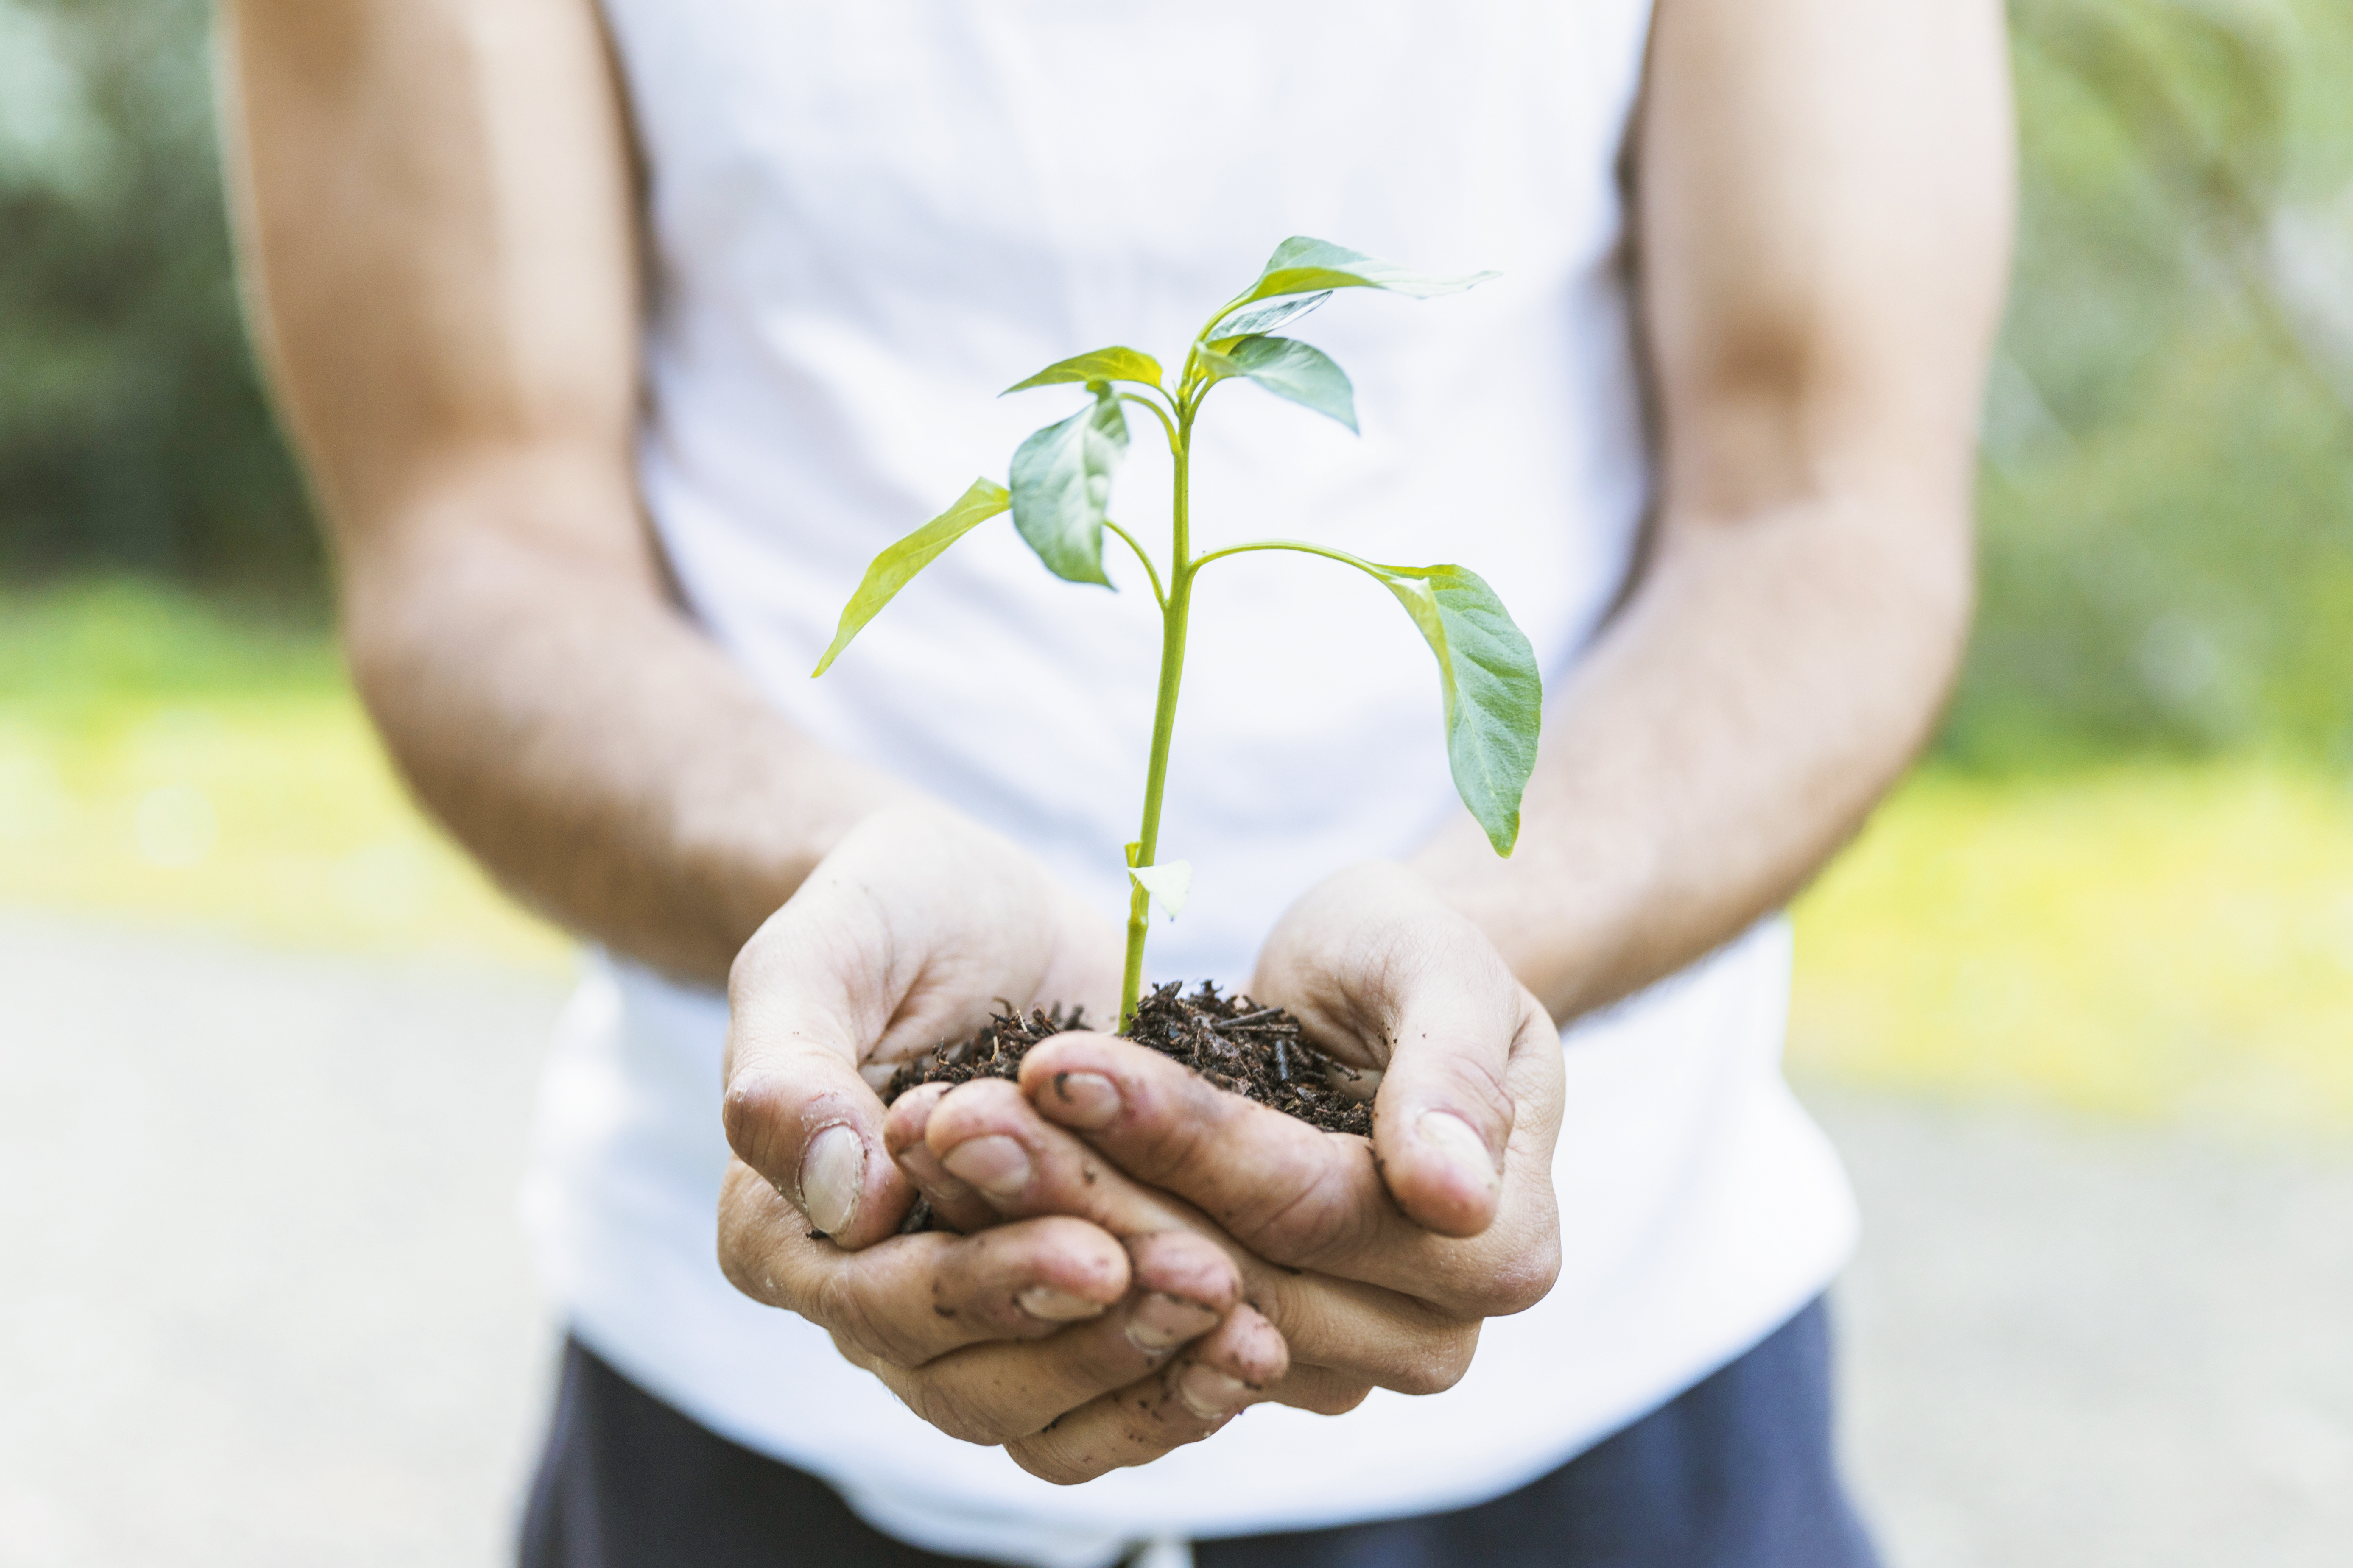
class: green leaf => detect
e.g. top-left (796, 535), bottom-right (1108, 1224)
top-left (1129, 860), bottom-right (1193, 920)
top-left (1009, 385), bottom-right (1129, 586)
top-left (811, 478), bottom-right (1012, 676)
top-left (1196, 335), bottom-right (1358, 432)
top-left (1371, 564), bottom-right (1542, 855)
top-left (1003, 346), bottom-right (1164, 395)
top-left (1237, 236), bottom-right (1498, 308)
top-left (1206, 290), bottom-right (1331, 340)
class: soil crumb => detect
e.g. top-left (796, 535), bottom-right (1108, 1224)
top-left (881, 980), bottom-right (1372, 1137)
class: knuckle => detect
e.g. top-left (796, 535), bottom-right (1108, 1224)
top-left (715, 1168), bottom-right (793, 1309)
top-left (1473, 1239), bottom-right (1562, 1318)
top-left (905, 1377), bottom-right (1021, 1447)
top-left (716, 1228), bottom-right (777, 1307)
top-left (1005, 1434), bottom-right (1102, 1486)
top-left (724, 928), bottom-right (774, 1009)
top-left (814, 1268), bottom-right (923, 1368)
top-left (1384, 1323), bottom-right (1481, 1396)
top-left (1249, 1158), bottom-right (1381, 1265)
top-left (1286, 1375), bottom-right (1373, 1416)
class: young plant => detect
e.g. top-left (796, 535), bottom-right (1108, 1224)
top-left (814, 237), bottom-right (1544, 1028)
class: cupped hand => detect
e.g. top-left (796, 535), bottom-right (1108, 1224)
top-left (992, 862), bottom-right (1567, 1441)
top-left (722, 803), bottom-right (1121, 1247)
top-left (887, 865), bottom-right (1564, 1483)
top-left (718, 806), bottom-right (1263, 1448)
top-left (889, 1075), bottom-right (1450, 1484)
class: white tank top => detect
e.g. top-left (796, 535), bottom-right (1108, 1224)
top-left (523, 5), bottom-right (1858, 1562)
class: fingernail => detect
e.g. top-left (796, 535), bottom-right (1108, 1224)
top-left (1047, 1071), bottom-right (1121, 1129)
top-left (1418, 1111), bottom-right (1499, 1192)
top-left (800, 1125), bottom-right (864, 1236)
top-left (1018, 1286), bottom-right (1106, 1322)
top-left (896, 1144), bottom-right (973, 1203)
top-left (939, 1135), bottom-right (1032, 1201)
top-left (1175, 1364), bottom-right (1252, 1419)
top-left (1126, 1291), bottom-right (1219, 1353)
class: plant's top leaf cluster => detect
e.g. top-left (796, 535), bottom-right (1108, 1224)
top-left (813, 233), bottom-right (1542, 917)
top-left (1223, 237), bottom-right (1499, 315)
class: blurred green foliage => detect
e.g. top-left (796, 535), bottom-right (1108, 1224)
top-left (0, 0), bottom-right (315, 592)
top-left (1, 0), bottom-right (2347, 763)
top-left (1965, 0), bottom-right (2353, 767)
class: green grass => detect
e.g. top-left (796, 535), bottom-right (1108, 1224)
top-left (0, 581), bottom-right (565, 968)
top-left (8, 579), bottom-right (2352, 1132)
top-left (1790, 763), bottom-right (2353, 1135)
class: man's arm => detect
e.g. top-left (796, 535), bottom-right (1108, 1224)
top-left (219, 0), bottom-right (903, 983)
top-left (1412, 0), bottom-right (2014, 1015)
top-left (222, 0), bottom-right (1268, 1451)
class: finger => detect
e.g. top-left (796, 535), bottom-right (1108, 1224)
top-left (883, 1082), bottom-right (1002, 1235)
top-left (841, 1230), bottom-right (1241, 1448)
top-left (1262, 1365), bottom-right (1375, 1417)
top-left (723, 873), bottom-right (920, 1250)
top-left (721, 807), bottom-right (1112, 1251)
top-left (922, 1077), bottom-right (1201, 1239)
top-left (1017, 1034), bottom-right (1554, 1316)
top-left (1020, 1032), bottom-right (1394, 1261)
top-left (921, 1074), bottom-right (1531, 1373)
top-left (718, 1159), bottom-right (1131, 1365)
top-left (1252, 867), bottom-right (1540, 1236)
top-left (1002, 1303), bottom-right (1289, 1485)
top-left (1244, 1266), bottom-right (1486, 1395)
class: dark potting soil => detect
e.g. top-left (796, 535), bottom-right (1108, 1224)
top-left (880, 980), bottom-right (1372, 1138)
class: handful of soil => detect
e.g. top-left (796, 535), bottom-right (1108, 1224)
top-left (881, 979), bottom-right (1372, 1137)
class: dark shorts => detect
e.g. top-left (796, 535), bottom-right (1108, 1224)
top-left (521, 1296), bottom-right (1880, 1568)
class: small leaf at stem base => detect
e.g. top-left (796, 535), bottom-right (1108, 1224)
top-left (1129, 861), bottom-right (1193, 920)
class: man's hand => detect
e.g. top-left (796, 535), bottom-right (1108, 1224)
top-left (880, 864), bottom-right (1565, 1482)
top-left (720, 803), bottom-right (1121, 1247)
top-left (1023, 862), bottom-right (1563, 1284)
top-left (718, 805), bottom-right (1284, 1455)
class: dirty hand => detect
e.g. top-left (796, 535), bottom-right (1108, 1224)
top-left (1003, 861), bottom-right (1567, 1434)
top-left (716, 805), bottom-right (1271, 1454)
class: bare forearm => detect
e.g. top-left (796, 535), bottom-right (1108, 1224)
top-left (1424, 0), bottom-right (2010, 1023)
top-left (1414, 490), bottom-right (1970, 1022)
top-left (223, 0), bottom-right (907, 982)
top-left (343, 463), bottom-right (910, 984)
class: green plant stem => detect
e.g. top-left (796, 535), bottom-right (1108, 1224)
top-left (1118, 392), bottom-right (1180, 454)
top-left (1120, 402), bottom-right (1199, 1027)
top-left (1190, 536), bottom-right (1390, 582)
top-left (1102, 519), bottom-right (1167, 609)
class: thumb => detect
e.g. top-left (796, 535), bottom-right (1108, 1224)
top-left (1254, 865), bottom-right (1539, 1238)
top-left (721, 852), bottom-right (916, 1252)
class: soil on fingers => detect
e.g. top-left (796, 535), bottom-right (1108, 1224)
top-left (881, 980), bottom-right (1370, 1133)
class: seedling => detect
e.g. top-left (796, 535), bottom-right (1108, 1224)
top-left (815, 238), bottom-right (1543, 1028)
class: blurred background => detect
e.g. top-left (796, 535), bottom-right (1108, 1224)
top-left (2, 1), bottom-right (2348, 1565)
